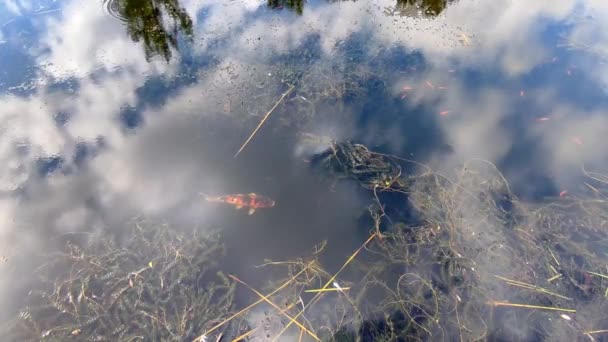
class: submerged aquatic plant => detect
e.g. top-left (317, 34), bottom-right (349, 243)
top-left (310, 141), bottom-right (403, 188)
top-left (4, 223), bottom-right (236, 341)
top-left (282, 141), bottom-right (608, 341)
top-left (5, 141), bottom-right (608, 341)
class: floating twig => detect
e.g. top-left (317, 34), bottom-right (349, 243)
top-left (230, 328), bottom-right (257, 342)
top-left (585, 271), bottom-right (608, 297)
top-left (585, 271), bottom-right (608, 280)
top-left (584, 330), bottom-right (608, 335)
top-left (304, 287), bottom-right (350, 293)
top-left (228, 275), bottom-right (320, 341)
top-left (200, 261), bottom-right (312, 337)
top-left (488, 301), bottom-right (576, 313)
top-left (234, 85), bottom-right (295, 158)
top-left (495, 275), bottom-right (571, 300)
top-left (271, 232), bottom-right (377, 341)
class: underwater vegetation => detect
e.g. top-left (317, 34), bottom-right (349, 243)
top-left (2, 0), bottom-right (607, 338)
top-left (4, 141), bottom-right (608, 341)
top-left (3, 223), bottom-right (237, 341)
top-left (306, 141), bottom-right (608, 341)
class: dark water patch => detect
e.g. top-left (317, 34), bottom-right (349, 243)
top-left (0, 46), bottom-right (37, 95)
top-left (53, 110), bottom-right (70, 126)
top-left (268, 34), bottom-right (323, 68)
top-left (357, 83), bottom-right (451, 162)
top-left (35, 155), bottom-right (63, 176)
top-left (73, 141), bottom-right (104, 167)
top-left (206, 122), bottom-right (371, 286)
top-left (497, 124), bottom-right (558, 200)
top-left (46, 77), bottom-right (80, 96)
top-left (119, 106), bottom-right (143, 129)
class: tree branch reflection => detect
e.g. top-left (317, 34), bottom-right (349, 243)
top-left (104, 0), bottom-right (193, 62)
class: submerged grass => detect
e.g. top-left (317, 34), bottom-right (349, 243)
top-left (3, 223), bottom-right (237, 341)
top-left (3, 141), bottom-right (608, 341)
top-left (296, 141), bottom-right (608, 341)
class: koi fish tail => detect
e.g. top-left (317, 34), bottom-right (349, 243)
top-left (200, 193), bottom-right (222, 202)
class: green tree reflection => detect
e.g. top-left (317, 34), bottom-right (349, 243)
top-left (395, 0), bottom-right (452, 17)
top-left (106, 0), bottom-right (193, 62)
top-left (267, 0), bottom-right (305, 15)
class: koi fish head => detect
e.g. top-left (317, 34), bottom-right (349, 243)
top-left (252, 196), bottom-right (275, 208)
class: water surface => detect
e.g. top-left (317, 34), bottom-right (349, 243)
top-left (1, 0), bottom-right (608, 340)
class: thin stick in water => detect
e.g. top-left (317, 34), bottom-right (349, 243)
top-left (585, 330), bottom-right (608, 335)
top-left (271, 232), bottom-right (378, 341)
top-left (228, 275), bottom-right (320, 341)
top-left (231, 328), bottom-right (257, 342)
top-left (488, 301), bottom-right (576, 313)
top-left (304, 287), bottom-right (350, 293)
top-left (234, 85), bottom-right (295, 158)
top-left (199, 261), bottom-right (312, 338)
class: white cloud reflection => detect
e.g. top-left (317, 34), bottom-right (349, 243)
top-left (38, 0), bottom-right (176, 78)
top-left (3, 0), bottom-right (29, 15)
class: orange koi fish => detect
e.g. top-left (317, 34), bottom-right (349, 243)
top-left (203, 193), bottom-right (275, 215)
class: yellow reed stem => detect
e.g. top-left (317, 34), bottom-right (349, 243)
top-left (488, 301), bottom-right (575, 313)
top-left (305, 287), bottom-right (350, 293)
top-left (229, 275), bottom-right (320, 341)
top-left (198, 262), bottom-right (312, 338)
top-left (271, 232), bottom-right (378, 341)
top-left (231, 328), bottom-right (257, 342)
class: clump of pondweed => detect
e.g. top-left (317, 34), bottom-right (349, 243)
top-left (306, 141), bottom-right (608, 341)
top-left (4, 222), bottom-right (236, 341)
top-left (310, 140), bottom-right (408, 189)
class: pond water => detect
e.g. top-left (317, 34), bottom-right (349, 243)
top-left (1, 0), bottom-right (608, 341)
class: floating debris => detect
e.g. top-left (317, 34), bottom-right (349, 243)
top-left (234, 85), bottom-right (295, 158)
